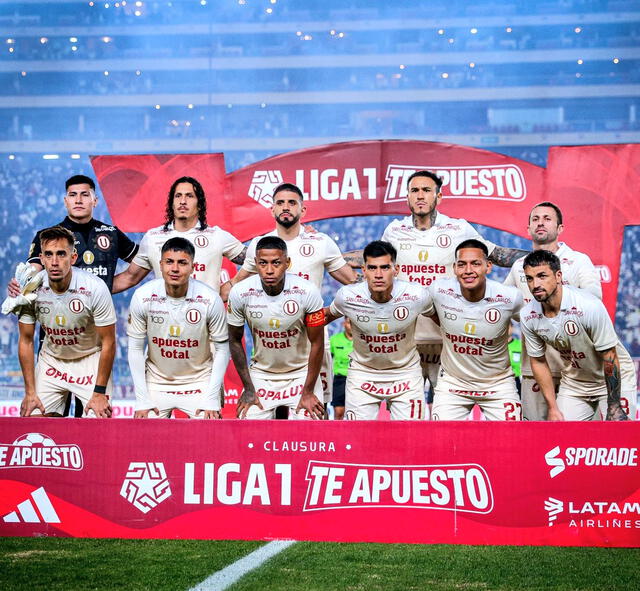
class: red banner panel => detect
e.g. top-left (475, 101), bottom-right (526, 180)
top-left (1, 419), bottom-right (638, 546)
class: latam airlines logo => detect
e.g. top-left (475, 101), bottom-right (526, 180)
top-left (0, 433), bottom-right (84, 470)
top-left (545, 445), bottom-right (638, 478)
top-left (384, 164), bottom-right (526, 204)
top-left (303, 461), bottom-right (493, 513)
top-left (545, 496), bottom-right (640, 528)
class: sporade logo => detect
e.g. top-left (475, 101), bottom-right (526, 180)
top-left (545, 445), bottom-right (638, 478)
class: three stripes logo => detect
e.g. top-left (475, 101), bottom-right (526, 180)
top-left (2, 487), bottom-right (60, 524)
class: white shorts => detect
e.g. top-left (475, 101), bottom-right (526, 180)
top-left (146, 379), bottom-right (212, 419)
top-left (432, 372), bottom-right (521, 421)
top-left (344, 371), bottom-right (425, 421)
top-left (320, 348), bottom-right (334, 404)
top-left (417, 343), bottom-right (442, 390)
top-left (521, 375), bottom-right (560, 421)
top-left (557, 386), bottom-right (637, 421)
top-left (33, 349), bottom-right (113, 417)
top-left (242, 373), bottom-right (323, 420)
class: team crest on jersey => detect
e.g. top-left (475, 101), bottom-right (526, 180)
top-left (436, 234), bottom-right (451, 248)
top-left (186, 308), bottom-right (201, 325)
top-left (464, 322), bottom-right (476, 335)
top-left (269, 318), bottom-right (281, 329)
top-left (55, 315), bottom-right (66, 327)
top-left (169, 325), bottom-right (181, 337)
top-left (377, 322), bottom-right (389, 333)
top-left (564, 320), bottom-right (580, 336)
top-left (194, 235), bottom-right (209, 248)
top-left (484, 308), bottom-right (500, 324)
top-left (418, 250), bottom-right (429, 262)
top-left (283, 300), bottom-right (300, 316)
top-left (83, 251), bottom-right (95, 264)
top-left (68, 298), bottom-right (84, 314)
top-left (96, 235), bottom-right (111, 250)
top-left (299, 244), bottom-right (315, 257)
top-left (393, 306), bottom-right (409, 321)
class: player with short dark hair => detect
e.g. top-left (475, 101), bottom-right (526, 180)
top-left (127, 237), bottom-right (229, 419)
top-left (325, 240), bottom-right (434, 420)
top-left (17, 225), bottom-right (116, 418)
top-left (429, 240), bottom-right (524, 420)
top-left (521, 251), bottom-right (635, 421)
top-left (504, 202), bottom-right (602, 420)
top-left (228, 236), bottom-right (326, 419)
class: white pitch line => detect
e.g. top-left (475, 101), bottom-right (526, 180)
top-left (189, 540), bottom-right (296, 591)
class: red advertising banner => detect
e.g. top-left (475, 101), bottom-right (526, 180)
top-left (1, 418), bottom-right (639, 547)
top-left (92, 141), bottom-right (640, 316)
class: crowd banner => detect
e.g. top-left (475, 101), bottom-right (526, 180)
top-left (92, 141), bottom-right (640, 316)
top-left (1, 419), bottom-right (639, 546)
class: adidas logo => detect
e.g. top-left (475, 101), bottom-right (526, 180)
top-left (2, 487), bottom-right (60, 523)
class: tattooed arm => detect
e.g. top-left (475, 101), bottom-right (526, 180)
top-left (343, 249), bottom-right (364, 270)
top-left (600, 346), bottom-right (628, 421)
top-left (230, 246), bottom-right (248, 266)
top-left (488, 246), bottom-right (529, 268)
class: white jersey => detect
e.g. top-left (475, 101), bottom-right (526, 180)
top-left (133, 223), bottom-right (245, 292)
top-left (504, 242), bottom-right (602, 377)
top-left (330, 280), bottom-right (433, 378)
top-left (382, 212), bottom-right (495, 343)
top-left (429, 278), bottom-right (523, 389)
top-left (227, 273), bottom-right (324, 378)
top-left (242, 226), bottom-right (346, 290)
top-left (127, 278), bottom-right (227, 387)
top-left (19, 268), bottom-right (116, 361)
top-left (520, 286), bottom-right (636, 397)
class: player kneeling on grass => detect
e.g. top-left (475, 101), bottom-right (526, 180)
top-left (520, 250), bottom-right (635, 421)
top-left (127, 237), bottom-right (229, 419)
top-left (228, 236), bottom-right (325, 420)
top-left (17, 226), bottom-right (116, 417)
top-left (429, 239), bottom-right (524, 421)
top-left (325, 240), bottom-right (434, 420)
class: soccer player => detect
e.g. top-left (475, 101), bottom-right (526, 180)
top-left (127, 237), bottom-right (229, 419)
top-left (113, 176), bottom-right (246, 294)
top-left (329, 317), bottom-right (353, 420)
top-left (13, 175), bottom-right (139, 293)
top-left (228, 182), bottom-right (356, 410)
top-left (325, 240), bottom-right (434, 420)
top-left (17, 226), bottom-right (116, 418)
top-left (345, 171), bottom-right (526, 393)
top-left (430, 239), bottom-right (524, 421)
top-left (227, 236), bottom-right (325, 420)
top-left (520, 250), bottom-right (635, 421)
top-left (504, 201), bottom-right (602, 420)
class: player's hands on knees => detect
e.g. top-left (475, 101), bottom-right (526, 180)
top-left (85, 393), bottom-right (112, 418)
top-left (20, 394), bottom-right (45, 417)
top-left (547, 407), bottom-right (565, 421)
top-left (7, 278), bottom-right (20, 298)
top-left (606, 403), bottom-right (629, 421)
top-left (134, 408), bottom-right (160, 419)
top-left (237, 388), bottom-right (262, 419)
top-left (297, 390), bottom-right (324, 419)
top-left (196, 409), bottom-right (222, 419)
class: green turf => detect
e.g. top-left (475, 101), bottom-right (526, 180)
top-left (230, 542), bottom-right (640, 591)
top-left (1, 538), bottom-right (639, 591)
top-left (0, 537), bottom-right (262, 591)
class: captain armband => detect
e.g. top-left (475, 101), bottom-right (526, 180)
top-left (305, 309), bottom-right (326, 327)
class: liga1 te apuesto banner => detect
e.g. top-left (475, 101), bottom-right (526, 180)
top-left (1, 418), bottom-right (639, 546)
top-left (92, 141), bottom-right (640, 316)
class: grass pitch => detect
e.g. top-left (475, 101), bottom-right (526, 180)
top-left (1, 537), bottom-right (639, 591)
